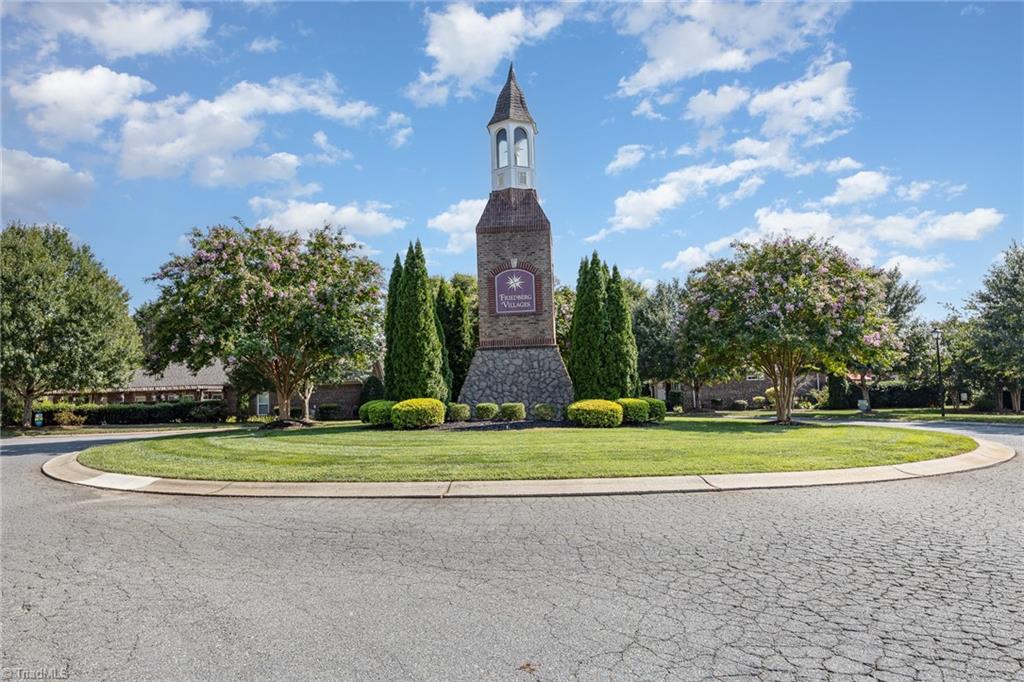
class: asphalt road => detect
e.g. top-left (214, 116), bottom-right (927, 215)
top-left (2, 423), bottom-right (1022, 681)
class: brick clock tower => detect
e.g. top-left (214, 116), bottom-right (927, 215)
top-left (458, 65), bottom-right (574, 411)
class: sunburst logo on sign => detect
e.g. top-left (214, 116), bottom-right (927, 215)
top-left (505, 274), bottom-right (524, 291)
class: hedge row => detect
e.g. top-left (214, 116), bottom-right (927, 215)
top-left (33, 400), bottom-right (230, 425)
top-left (820, 379), bottom-right (942, 410)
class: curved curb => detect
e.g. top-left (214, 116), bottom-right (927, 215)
top-left (41, 438), bottom-right (1016, 498)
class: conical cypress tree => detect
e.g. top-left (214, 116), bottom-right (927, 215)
top-left (433, 287), bottom-right (453, 402)
top-left (569, 252), bottom-right (609, 399)
top-left (391, 241), bottom-right (447, 400)
top-left (437, 281), bottom-right (473, 400)
top-left (607, 266), bottom-right (640, 399)
top-left (383, 253), bottom-right (403, 400)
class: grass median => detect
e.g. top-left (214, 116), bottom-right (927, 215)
top-left (76, 419), bottom-right (976, 483)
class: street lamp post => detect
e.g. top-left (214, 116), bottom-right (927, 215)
top-left (931, 327), bottom-right (945, 418)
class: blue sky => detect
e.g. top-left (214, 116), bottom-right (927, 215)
top-left (2, 2), bottom-right (1021, 319)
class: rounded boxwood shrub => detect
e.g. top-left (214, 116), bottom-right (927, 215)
top-left (499, 402), bottom-right (526, 421)
top-left (446, 402), bottom-right (470, 422)
top-left (731, 399), bottom-right (748, 411)
top-left (364, 400), bottom-right (396, 427)
top-left (642, 397), bottom-right (666, 422)
top-left (474, 402), bottom-right (499, 420)
top-left (616, 398), bottom-right (650, 424)
top-left (392, 398), bottom-right (445, 429)
top-left (533, 403), bottom-right (560, 421)
top-left (54, 411), bottom-right (86, 426)
top-left (752, 396), bottom-right (767, 409)
top-left (567, 399), bottom-right (623, 428)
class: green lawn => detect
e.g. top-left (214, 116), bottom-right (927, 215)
top-left (1, 423), bottom-right (249, 439)
top-left (712, 408), bottom-right (1024, 425)
top-left (76, 419), bottom-right (976, 483)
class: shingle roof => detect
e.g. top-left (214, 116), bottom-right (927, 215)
top-left (126, 361), bottom-right (229, 390)
top-left (488, 63), bottom-right (535, 127)
top-left (476, 188), bottom-right (550, 233)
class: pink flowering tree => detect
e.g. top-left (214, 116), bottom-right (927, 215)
top-left (143, 224), bottom-right (383, 418)
top-left (686, 237), bottom-right (890, 423)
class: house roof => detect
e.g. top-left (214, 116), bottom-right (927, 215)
top-left (124, 361), bottom-right (230, 390)
top-left (488, 63), bottom-right (535, 127)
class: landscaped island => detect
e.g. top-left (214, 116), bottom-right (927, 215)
top-left (77, 418), bottom-right (975, 483)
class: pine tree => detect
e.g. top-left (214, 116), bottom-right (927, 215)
top-left (390, 241), bottom-right (447, 400)
top-left (383, 253), bottom-right (403, 399)
top-left (607, 265), bottom-right (640, 399)
top-left (569, 252), bottom-right (610, 399)
top-left (437, 281), bottom-right (474, 400)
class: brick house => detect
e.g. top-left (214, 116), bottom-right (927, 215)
top-left (652, 371), bottom-right (826, 410)
top-left (45, 361), bottom-right (366, 419)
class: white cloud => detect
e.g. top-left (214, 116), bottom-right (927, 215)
top-left (896, 180), bottom-right (932, 202)
top-left (616, 3), bottom-right (847, 95)
top-left (825, 157), bottom-right (862, 172)
top-left (250, 197), bottom-right (406, 237)
top-left (192, 152), bottom-right (300, 187)
top-left (383, 112), bottom-right (413, 148)
top-left (882, 254), bottom-right (953, 278)
top-left (717, 175), bottom-right (764, 208)
top-left (310, 130), bottom-right (353, 165)
top-left (632, 98), bottom-right (667, 121)
top-left (120, 75), bottom-right (376, 183)
top-left (427, 198), bottom-right (487, 253)
top-left (873, 208), bottom-right (1004, 247)
top-left (605, 144), bottom-right (650, 175)
top-left (248, 36), bottom-right (281, 53)
top-left (21, 3), bottom-right (210, 59)
top-left (662, 246), bottom-right (712, 271)
top-left (685, 84), bottom-right (749, 126)
top-left (748, 59), bottom-right (854, 139)
top-left (593, 137), bottom-right (808, 240)
top-left (405, 3), bottom-right (564, 106)
top-left (751, 207), bottom-right (878, 261)
top-left (1, 147), bottom-right (94, 218)
top-left (9, 65), bottom-right (155, 142)
top-left (821, 170), bottom-right (891, 206)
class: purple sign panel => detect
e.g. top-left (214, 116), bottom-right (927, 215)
top-left (494, 268), bottom-right (536, 314)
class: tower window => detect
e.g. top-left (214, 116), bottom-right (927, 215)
top-left (496, 129), bottom-right (509, 168)
top-left (514, 127), bottom-right (529, 166)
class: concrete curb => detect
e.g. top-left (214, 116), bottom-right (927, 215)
top-left (41, 438), bottom-right (1016, 499)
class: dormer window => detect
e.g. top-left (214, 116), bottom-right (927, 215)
top-left (496, 129), bottom-right (509, 168)
top-left (514, 127), bottom-right (529, 167)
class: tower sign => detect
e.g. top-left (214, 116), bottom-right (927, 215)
top-left (458, 64), bottom-right (574, 411)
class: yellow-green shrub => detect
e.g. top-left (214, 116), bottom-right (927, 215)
top-left (567, 399), bottom-right (623, 428)
top-left (391, 398), bottom-right (445, 429)
top-left (446, 403), bottom-right (470, 422)
top-left (474, 402), bottom-right (499, 420)
top-left (499, 402), bottom-right (526, 421)
top-left (533, 403), bottom-right (560, 421)
top-left (365, 400), bottom-right (396, 426)
top-left (642, 397), bottom-right (667, 422)
top-left (616, 398), bottom-right (650, 424)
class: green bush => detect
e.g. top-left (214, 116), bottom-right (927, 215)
top-left (316, 404), bottom-right (345, 421)
top-left (642, 397), bottom-right (666, 422)
top-left (359, 375), bottom-right (385, 405)
top-left (752, 396), bottom-right (767, 409)
top-left (709, 397), bottom-right (724, 409)
top-left (54, 411), bottom-right (86, 426)
top-left (764, 387), bottom-right (778, 408)
top-left (392, 398), bottom-right (445, 429)
top-left (474, 402), bottom-right (499, 420)
top-left (187, 400), bottom-right (230, 423)
top-left (730, 399), bottom-right (748, 411)
top-left (446, 402), bottom-right (470, 422)
top-left (364, 400), bottom-right (396, 427)
top-left (533, 403), bottom-right (560, 421)
top-left (32, 400), bottom-right (220, 425)
top-left (616, 398), bottom-right (650, 424)
top-left (499, 402), bottom-right (526, 421)
top-left (567, 399), bottom-right (623, 428)
top-left (666, 390), bottom-right (683, 411)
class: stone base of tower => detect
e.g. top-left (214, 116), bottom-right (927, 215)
top-left (458, 346), bottom-right (574, 414)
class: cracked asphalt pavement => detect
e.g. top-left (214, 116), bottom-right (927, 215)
top-left (2, 423), bottom-right (1022, 681)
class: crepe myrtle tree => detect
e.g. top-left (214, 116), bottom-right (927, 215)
top-left (687, 237), bottom-right (890, 424)
top-left (144, 224), bottom-right (383, 417)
